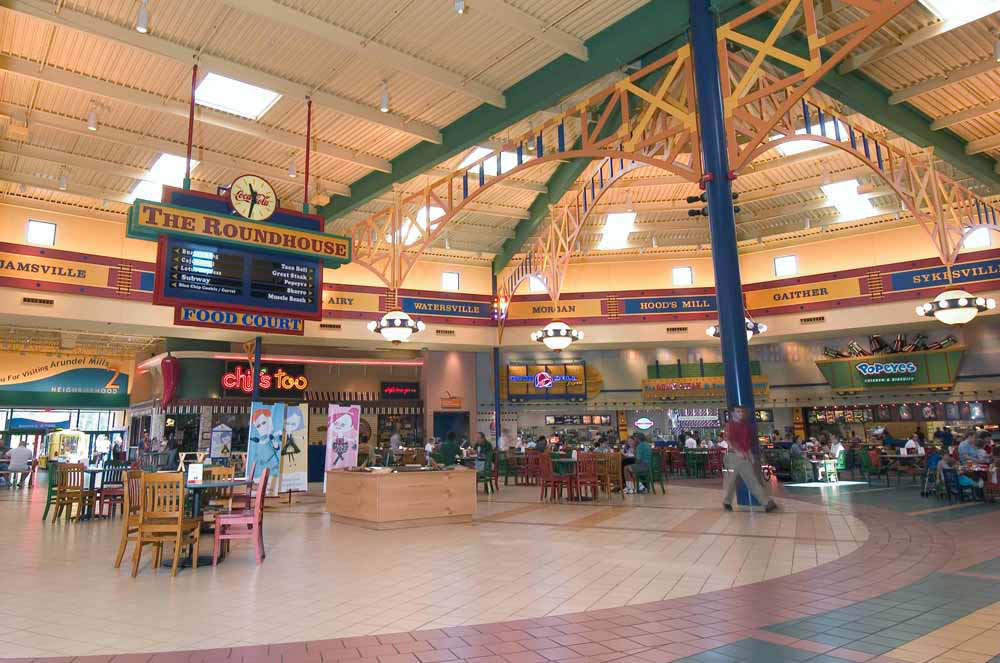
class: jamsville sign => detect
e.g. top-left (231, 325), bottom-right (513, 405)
top-left (127, 200), bottom-right (351, 267)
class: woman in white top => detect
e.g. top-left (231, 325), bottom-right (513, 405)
top-left (829, 437), bottom-right (845, 459)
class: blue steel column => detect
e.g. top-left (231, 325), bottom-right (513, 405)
top-left (689, 0), bottom-right (755, 413)
top-left (251, 336), bottom-right (262, 402)
top-left (491, 274), bottom-right (503, 446)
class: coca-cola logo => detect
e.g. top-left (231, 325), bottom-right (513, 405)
top-left (233, 190), bottom-right (272, 207)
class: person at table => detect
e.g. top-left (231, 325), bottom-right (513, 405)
top-left (498, 428), bottom-right (513, 452)
top-left (829, 436), bottom-right (845, 460)
top-left (959, 432), bottom-right (988, 465)
top-left (6, 441), bottom-right (33, 488)
top-left (684, 432), bottom-right (698, 449)
top-left (533, 435), bottom-right (548, 454)
top-left (721, 406), bottom-right (778, 512)
top-left (904, 435), bottom-right (925, 456)
top-left (439, 432), bottom-right (461, 466)
top-left (624, 433), bottom-right (652, 494)
top-left (717, 431), bottom-right (729, 451)
top-left (475, 432), bottom-right (493, 457)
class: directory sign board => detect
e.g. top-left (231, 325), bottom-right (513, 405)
top-left (154, 237), bottom-right (322, 319)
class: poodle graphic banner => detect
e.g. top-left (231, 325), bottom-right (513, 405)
top-left (325, 404), bottom-right (361, 488)
top-left (248, 402), bottom-right (285, 497)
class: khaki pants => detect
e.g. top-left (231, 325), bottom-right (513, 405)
top-left (722, 452), bottom-right (771, 506)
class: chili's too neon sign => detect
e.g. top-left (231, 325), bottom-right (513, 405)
top-left (221, 365), bottom-right (308, 393)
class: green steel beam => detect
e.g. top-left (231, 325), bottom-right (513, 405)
top-left (320, 0), bottom-right (743, 223)
top-left (738, 8), bottom-right (1000, 189)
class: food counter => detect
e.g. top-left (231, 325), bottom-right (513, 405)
top-left (325, 467), bottom-right (476, 529)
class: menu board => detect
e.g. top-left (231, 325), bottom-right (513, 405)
top-left (543, 414), bottom-right (611, 426)
top-left (155, 237), bottom-right (322, 319)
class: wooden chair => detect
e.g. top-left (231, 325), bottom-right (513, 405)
top-left (539, 454), bottom-right (572, 501)
top-left (42, 460), bottom-right (60, 521)
top-left (707, 449), bottom-right (725, 476)
top-left (53, 463), bottom-right (96, 521)
top-left (131, 472), bottom-right (202, 577)
top-left (98, 462), bottom-right (128, 517)
top-left (594, 453), bottom-right (611, 498)
top-left (574, 453), bottom-right (600, 501)
top-left (176, 451), bottom-right (207, 472)
top-left (607, 453), bottom-right (624, 497)
top-left (203, 465), bottom-right (235, 515)
top-left (504, 451), bottom-right (526, 485)
top-left (669, 449), bottom-right (686, 476)
top-left (213, 468), bottom-right (269, 566)
top-left (114, 470), bottom-right (143, 568)
top-left (477, 451), bottom-right (495, 494)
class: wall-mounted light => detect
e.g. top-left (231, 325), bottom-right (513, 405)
top-left (136, 0), bottom-right (149, 33)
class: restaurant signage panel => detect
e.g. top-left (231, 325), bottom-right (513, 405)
top-left (0, 351), bottom-right (131, 406)
top-left (634, 417), bottom-right (654, 430)
top-left (642, 376), bottom-right (769, 401)
top-left (400, 296), bottom-right (491, 319)
top-left (889, 258), bottom-right (1000, 291)
top-left (174, 305), bottom-right (306, 335)
top-left (127, 200), bottom-right (351, 267)
top-left (505, 363), bottom-right (587, 402)
top-left (744, 278), bottom-right (862, 309)
top-left (222, 363), bottom-right (308, 398)
top-left (815, 347), bottom-right (965, 393)
top-left (504, 298), bottom-right (603, 320)
top-left (621, 295), bottom-right (717, 314)
top-left (381, 381), bottom-right (419, 400)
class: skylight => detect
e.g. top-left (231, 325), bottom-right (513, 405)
top-left (387, 206), bottom-right (445, 246)
top-left (774, 121), bottom-right (841, 156)
top-left (597, 212), bottom-right (636, 250)
top-left (128, 154), bottom-right (199, 203)
top-left (528, 274), bottom-right (547, 293)
top-left (918, 0), bottom-right (980, 20)
top-left (821, 179), bottom-right (874, 222)
top-left (963, 227), bottom-right (992, 250)
top-left (195, 73), bottom-right (281, 120)
top-left (458, 146), bottom-right (531, 175)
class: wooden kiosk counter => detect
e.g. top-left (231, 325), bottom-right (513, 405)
top-left (325, 467), bottom-right (477, 529)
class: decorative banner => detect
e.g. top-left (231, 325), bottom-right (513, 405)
top-left (642, 376), bottom-right (769, 401)
top-left (247, 402), bottom-right (285, 497)
top-left (815, 347), bottom-right (965, 393)
top-left (890, 258), bottom-right (1000, 291)
top-left (744, 278), bottom-right (862, 309)
top-left (621, 295), bottom-right (717, 315)
top-left (504, 298), bottom-right (603, 320)
top-left (0, 351), bottom-right (131, 395)
top-left (279, 404), bottom-right (308, 493)
top-left (128, 200), bottom-right (351, 266)
top-left (174, 305), bottom-right (306, 335)
top-left (400, 296), bottom-right (491, 318)
top-left (325, 404), bottom-right (361, 490)
top-left (323, 290), bottom-right (382, 314)
top-left (210, 423), bottom-right (232, 457)
top-left (0, 251), bottom-right (111, 287)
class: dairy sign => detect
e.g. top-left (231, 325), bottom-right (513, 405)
top-left (856, 360), bottom-right (918, 385)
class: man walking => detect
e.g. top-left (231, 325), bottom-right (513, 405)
top-left (722, 405), bottom-right (778, 512)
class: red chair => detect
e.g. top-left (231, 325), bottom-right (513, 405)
top-left (669, 449), bottom-right (686, 476)
top-left (707, 450), bottom-right (724, 476)
top-left (539, 454), bottom-right (572, 501)
top-left (525, 451), bottom-right (541, 486)
top-left (98, 463), bottom-right (128, 517)
top-left (230, 460), bottom-right (257, 510)
top-left (574, 453), bottom-right (600, 501)
top-left (213, 468), bottom-right (269, 566)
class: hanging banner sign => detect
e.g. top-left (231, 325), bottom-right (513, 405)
top-left (0, 251), bottom-right (111, 287)
top-left (0, 351), bottom-right (131, 395)
top-left (323, 290), bottom-right (383, 314)
top-left (247, 402), bottom-right (284, 496)
top-left (127, 200), bottom-right (351, 267)
top-left (174, 305), bottom-right (306, 335)
top-left (279, 403), bottom-right (308, 493)
top-left (400, 296), bottom-right (491, 318)
top-left (890, 258), bottom-right (1000, 291)
top-left (325, 404), bottom-right (361, 491)
top-left (642, 376), bottom-right (769, 401)
top-left (816, 347), bottom-right (965, 393)
top-left (504, 298), bottom-right (603, 320)
top-left (621, 295), bottom-right (717, 315)
top-left (744, 278), bottom-right (862, 309)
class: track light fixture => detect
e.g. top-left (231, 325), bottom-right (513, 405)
top-left (87, 100), bottom-right (98, 131)
top-left (58, 171), bottom-right (68, 191)
top-left (136, 0), bottom-right (149, 34)
top-left (288, 154), bottom-right (296, 178)
top-left (455, 0), bottom-right (466, 14)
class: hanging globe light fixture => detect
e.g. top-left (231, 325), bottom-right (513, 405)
top-left (915, 289), bottom-right (995, 325)
top-left (706, 317), bottom-right (767, 341)
top-left (367, 310), bottom-right (426, 344)
top-left (530, 321), bottom-right (583, 352)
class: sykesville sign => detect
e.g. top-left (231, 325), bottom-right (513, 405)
top-left (127, 200), bottom-right (351, 268)
top-left (816, 347), bottom-right (965, 393)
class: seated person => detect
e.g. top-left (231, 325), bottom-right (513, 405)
top-left (958, 433), bottom-right (988, 465)
top-left (684, 433), bottom-right (698, 449)
top-left (5, 441), bottom-right (33, 487)
top-left (938, 453), bottom-right (975, 491)
top-left (534, 435), bottom-right (548, 454)
top-left (624, 433), bottom-right (652, 494)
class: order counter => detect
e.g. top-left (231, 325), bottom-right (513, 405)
top-left (326, 467), bottom-right (477, 529)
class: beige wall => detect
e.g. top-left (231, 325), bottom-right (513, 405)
top-left (420, 351), bottom-right (478, 440)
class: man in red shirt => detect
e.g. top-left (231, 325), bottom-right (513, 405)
top-left (723, 405), bottom-right (778, 512)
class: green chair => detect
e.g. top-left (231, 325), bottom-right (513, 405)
top-left (636, 450), bottom-right (666, 493)
top-left (835, 450), bottom-right (847, 476)
top-left (42, 460), bottom-right (59, 521)
top-left (477, 451), bottom-right (494, 494)
top-left (790, 454), bottom-right (812, 483)
top-left (684, 452), bottom-right (706, 478)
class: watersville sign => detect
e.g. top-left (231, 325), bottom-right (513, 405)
top-left (400, 296), bottom-right (491, 319)
top-left (128, 200), bottom-right (351, 267)
top-left (642, 376), bottom-right (769, 401)
top-left (174, 306), bottom-right (305, 336)
top-left (816, 347), bottom-right (965, 393)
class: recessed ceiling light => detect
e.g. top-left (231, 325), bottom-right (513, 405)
top-left (195, 72), bottom-right (281, 120)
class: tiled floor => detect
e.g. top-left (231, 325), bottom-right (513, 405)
top-left (1, 475), bottom-right (999, 663)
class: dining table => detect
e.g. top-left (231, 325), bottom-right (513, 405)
top-left (82, 467), bottom-right (104, 520)
top-left (163, 477), bottom-right (252, 569)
